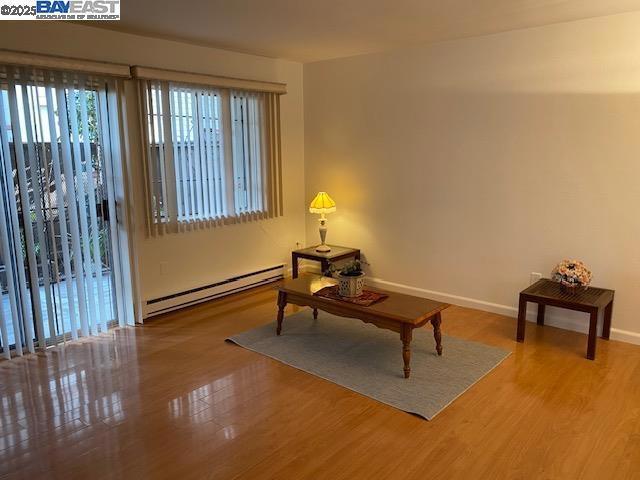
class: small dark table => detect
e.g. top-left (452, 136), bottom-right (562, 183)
top-left (291, 245), bottom-right (360, 279)
top-left (517, 279), bottom-right (614, 360)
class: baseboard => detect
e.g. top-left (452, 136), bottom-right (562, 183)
top-left (609, 328), bottom-right (640, 345)
top-left (144, 264), bottom-right (284, 317)
top-left (360, 276), bottom-right (640, 346)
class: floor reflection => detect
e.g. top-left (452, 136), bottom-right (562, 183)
top-left (0, 286), bottom-right (285, 479)
top-left (0, 330), bottom-right (137, 470)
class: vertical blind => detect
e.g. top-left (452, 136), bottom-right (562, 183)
top-left (138, 80), bottom-right (283, 235)
top-left (231, 91), bottom-right (266, 215)
top-left (0, 65), bottom-right (135, 359)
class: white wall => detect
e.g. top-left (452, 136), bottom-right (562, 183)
top-left (0, 22), bottom-right (306, 302)
top-left (304, 12), bottom-right (640, 342)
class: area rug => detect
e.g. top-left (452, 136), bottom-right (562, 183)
top-left (226, 310), bottom-right (510, 420)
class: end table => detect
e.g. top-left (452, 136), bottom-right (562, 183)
top-left (291, 245), bottom-right (360, 279)
top-left (517, 278), bottom-right (614, 360)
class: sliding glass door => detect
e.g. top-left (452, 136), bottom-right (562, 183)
top-left (0, 66), bottom-right (129, 358)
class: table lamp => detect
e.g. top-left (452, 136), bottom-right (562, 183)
top-left (309, 191), bottom-right (336, 252)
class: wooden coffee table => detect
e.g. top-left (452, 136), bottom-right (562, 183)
top-left (275, 275), bottom-right (450, 378)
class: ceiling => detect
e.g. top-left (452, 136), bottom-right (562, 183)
top-left (93, 0), bottom-right (640, 62)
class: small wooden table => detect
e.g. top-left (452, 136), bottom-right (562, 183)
top-left (517, 279), bottom-right (615, 360)
top-left (291, 245), bottom-right (360, 279)
top-left (275, 275), bottom-right (450, 378)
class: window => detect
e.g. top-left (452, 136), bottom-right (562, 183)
top-left (0, 65), bottom-right (136, 358)
top-left (231, 92), bottom-right (264, 215)
top-left (140, 80), bottom-right (282, 233)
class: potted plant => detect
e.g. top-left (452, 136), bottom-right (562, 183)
top-left (336, 260), bottom-right (365, 298)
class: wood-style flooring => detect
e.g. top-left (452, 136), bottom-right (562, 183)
top-left (1, 282), bottom-right (639, 479)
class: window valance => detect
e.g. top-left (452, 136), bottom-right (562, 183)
top-left (131, 66), bottom-right (287, 95)
top-left (0, 49), bottom-right (131, 78)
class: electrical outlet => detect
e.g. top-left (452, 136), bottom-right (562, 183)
top-left (530, 272), bottom-right (542, 284)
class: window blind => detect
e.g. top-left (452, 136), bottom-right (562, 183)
top-left (0, 64), bottom-right (135, 358)
top-left (138, 80), bottom-right (283, 235)
top-left (231, 91), bottom-right (266, 215)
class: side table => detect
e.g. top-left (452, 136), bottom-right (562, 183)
top-left (291, 245), bottom-right (360, 279)
top-left (517, 278), bottom-right (614, 360)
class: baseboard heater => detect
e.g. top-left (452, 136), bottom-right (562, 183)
top-left (144, 264), bottom-right (284, 318)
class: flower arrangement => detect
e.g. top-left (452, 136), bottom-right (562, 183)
top-left (551, 259), bottom-right (592, 289)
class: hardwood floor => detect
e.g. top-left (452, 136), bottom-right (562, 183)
top-left (1, 282), bottom-right (639, 479)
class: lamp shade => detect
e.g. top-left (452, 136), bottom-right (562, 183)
top-left (309, 191), bottom-right (336, 214)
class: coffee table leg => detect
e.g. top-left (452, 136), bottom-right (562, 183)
top-left (321, 259), bottom-right (330, 276)
top-left (517, 295), bottom-right (527, 342)
top-left (312, 308), bottom-right (318, 320)
top-left (587, 309), bottom-right (598, 360)
top-left (401, 326), bottom-right (412, 378)
top-left (431, 312), bottom-right (443, 355)
top-left (292, 253), bottom-right (299, 279)
top-left (276, 291), bottom-right (287, 335)
top-left (537, 303), bottom-right (546, 326)
top-left (602, 300), bottom-right (613, 340)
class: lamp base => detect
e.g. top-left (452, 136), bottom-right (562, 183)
top-left (316, 216), bottom-right (330, 252)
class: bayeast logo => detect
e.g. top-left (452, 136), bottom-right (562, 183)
top-left (36, 0), bottom-right (120, 19)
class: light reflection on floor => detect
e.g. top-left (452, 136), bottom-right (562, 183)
top-left (0, 285), bottom-right (319, 478)
top-left (2, 273), bottom-right (115, 347)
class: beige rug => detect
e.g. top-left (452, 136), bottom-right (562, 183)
top-left (227, 310), bottom-right (510, 420)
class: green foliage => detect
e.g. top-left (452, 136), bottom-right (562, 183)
top-left (74, 90), bottom-right (98, 143)
top-left (339, 260), bottom-right (363, 277)
top-left (325, 259), bottom-right (364, 277)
